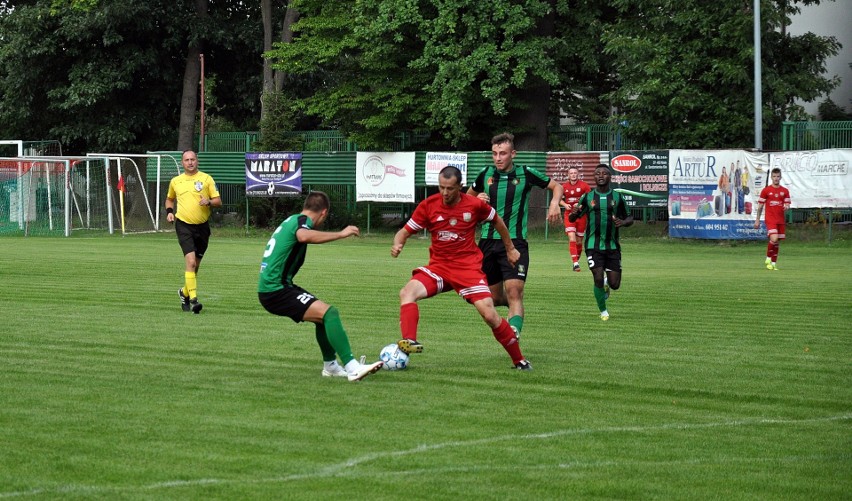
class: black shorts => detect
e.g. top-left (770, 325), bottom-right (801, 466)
top-left (175, 219), bottom-right (211, 258)
top-left (258, 286), bottom-right (319, 323)
top-left (586, 249), bottom-right (622, 272)
top-left (478, 238), bottom-right (530, 285)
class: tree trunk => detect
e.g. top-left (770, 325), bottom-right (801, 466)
top-left (261, 0), bottom-right (274, 122)
top-left (177, 0), bottom-right (208, 151)
top-left (275, 6), bottom-right (300, 92)
top-left (508, 1), bottom-right (555, 152)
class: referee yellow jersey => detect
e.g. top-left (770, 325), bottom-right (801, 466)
top-left (166, 171), bottom-right (221, 224)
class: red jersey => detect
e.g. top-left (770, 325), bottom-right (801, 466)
top-left (757, 184), bottom-right (791, 225)
top-left (405, 192), bottom-right (496, 269)
top-left (561, 179), bottom-right (591, 210)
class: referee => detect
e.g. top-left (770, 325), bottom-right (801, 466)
top-left (165, 150), bottom-right (222, 313)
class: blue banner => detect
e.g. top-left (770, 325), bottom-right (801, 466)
top-left (245, 152), bottom-right (302, 197)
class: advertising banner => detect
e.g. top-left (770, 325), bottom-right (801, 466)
top-left (668, 150), bottom-right (769, 239)
top-left (425, 152), bottom-right (468, 186)
top-left (768, 149), bottom-right (852, 208)
top-left (356, 152), bottom-right (416, 202)
top-left (608, 150), bottom-right (669, 208)
top-left (245, 152), bottom-right (302, 197)
top-left (545, 152), bottom-right (608, 184)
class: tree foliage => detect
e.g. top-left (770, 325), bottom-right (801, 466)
top-left (0, 0), bottom-right (262, 154)
top-left (268, 0), bottom-right (841, 150)
top-left (0, 0), bottom-right (842, 153)
top-left (601, 0), bottom-right (840, 148)
top-left (267, 0), bottom-right (595, 150)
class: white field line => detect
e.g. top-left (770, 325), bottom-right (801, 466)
top-left (1, 413), bottom-right (849, 498)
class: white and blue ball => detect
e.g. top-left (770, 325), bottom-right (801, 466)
top-left (379, 343), bottom-right (409, 371)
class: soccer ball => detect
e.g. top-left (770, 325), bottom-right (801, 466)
top-left (379, 343), bottom-right (409, 371)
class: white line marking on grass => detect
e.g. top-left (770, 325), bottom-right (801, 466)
top-left (1, 413), bottom-right (849, 498)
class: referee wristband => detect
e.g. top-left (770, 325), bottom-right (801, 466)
top-left (166, 207), bottom-right (174, 215)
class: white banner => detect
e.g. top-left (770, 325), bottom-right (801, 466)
top-left (425, 152), bottom-right (468, 186)
top-left (356, 152), bottom-right (416, 202)
top-left (768, 149), bottom-right (852, 208)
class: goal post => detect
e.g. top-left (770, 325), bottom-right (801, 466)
top-left (0, 157), bottom-right (77, 236)
top-left (87, 153), bottom-right (180, 234)
top-left (0, 151), bottom-right (180, 237)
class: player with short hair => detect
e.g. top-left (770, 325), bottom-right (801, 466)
top-left (568, 164), bottom-right (634, 321)
top-left (753, 167), bottom-right (791, 270)
top-left (467, 132), bottom-right (564, 339)
top-left (165, 150), bottom-right (222, 314)
top-left (559, 166), bottom-right (591, 272)
top-left (258, 191), bottom-right (383, 382)
top-left (391, 166), bottom-right (532, 370)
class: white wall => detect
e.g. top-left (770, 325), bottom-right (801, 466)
top-left (788, 0), bottom-right (852, 117)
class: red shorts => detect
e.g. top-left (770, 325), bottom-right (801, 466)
top-left (411, 263), bottom-right (492, 303)
top-left (765, 221), bottom-right (786, 239)
top-left (564, 213), bottom-right (587, 237)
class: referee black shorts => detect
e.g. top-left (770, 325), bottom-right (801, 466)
top-left (175, 219), bottom-right (211, 258)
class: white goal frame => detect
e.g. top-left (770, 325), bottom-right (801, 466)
top-left (87, 153), bottom-right (181, 233)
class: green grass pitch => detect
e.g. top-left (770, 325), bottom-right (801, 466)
top-left (0, 230), bottom-right (850, 499)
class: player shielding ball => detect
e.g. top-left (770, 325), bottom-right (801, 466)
top-left (569, 164), bottom-right (633, 321)
top-left (753, 167), bottom-right (791, 270)
top-left (258, 191), bottom-right (383, 382)
top-left (559, 166), bottom-right (591, 272)
top-left (391, 166), bottom-right (532, 370)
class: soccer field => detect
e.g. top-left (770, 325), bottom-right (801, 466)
top-left (0, 232), bottom-right (850, 499)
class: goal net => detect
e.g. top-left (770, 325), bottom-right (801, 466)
top-left (0, 152), bottom-right (181, 236)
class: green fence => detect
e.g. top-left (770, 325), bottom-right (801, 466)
top-left (201, 122), bottom-right (852, 154)
top-left (781, 121), bottom-right (852, 150)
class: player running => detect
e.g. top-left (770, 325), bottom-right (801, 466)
top-left (391, 166), bottom-right (532, 370)
top-left (568, 164), bottom-right (634, 321)
top-left (559, 166), bottom-right (592, 272)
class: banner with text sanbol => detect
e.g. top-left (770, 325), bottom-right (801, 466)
top-left (356, 152), bottom-right (416, 203)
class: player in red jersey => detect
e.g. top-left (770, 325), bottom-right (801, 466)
top-left (559, 166), bottom-right (592, 272)
top-left (390, 166), bottom-right (532, 370)
top-left (754, 167), bottom-right (791, 270)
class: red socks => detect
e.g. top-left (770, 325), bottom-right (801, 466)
top-left (400, 303), bottom-right (419, 340)
top-left (569, 241), bottom-right (579, 263)
top-left (767, 241), bottom-right (779, 262)
top-left (492, 319), bottom-right (524, 364)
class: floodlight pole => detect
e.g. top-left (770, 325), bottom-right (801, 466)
top-left (754, 0), bottom-right (763, 150)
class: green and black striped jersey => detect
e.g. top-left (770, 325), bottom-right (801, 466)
top-left (258, 214), bottom-right (311, 292)
top-left (470, 164), bottom-right (551, 240)
top-left (575, 189), bottom-right (630, 251)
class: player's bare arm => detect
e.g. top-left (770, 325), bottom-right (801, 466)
top-left (297, 225), bottom-right (359, 244)
top-left (568, 200), bottom-right (583, 222)
top-left (391, 227), bottom-right (412, 258)
top-left (546, 180), bottom-right (564, 223)
top-left (165, 197), bottom-right (176, 223)
top-left (613, 214), bottom-right (634, 227)
top-left (466, 186), bottom-right (489, 203)
top-left (753, 204), bottom-right (764, 228)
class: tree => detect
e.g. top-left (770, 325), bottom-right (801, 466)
top-left (266, 0), bottom-right (589, 151)
top-left (601, 0), bottom-right (840, 148)
top-left (0, 0), bottom-right (263, 154)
